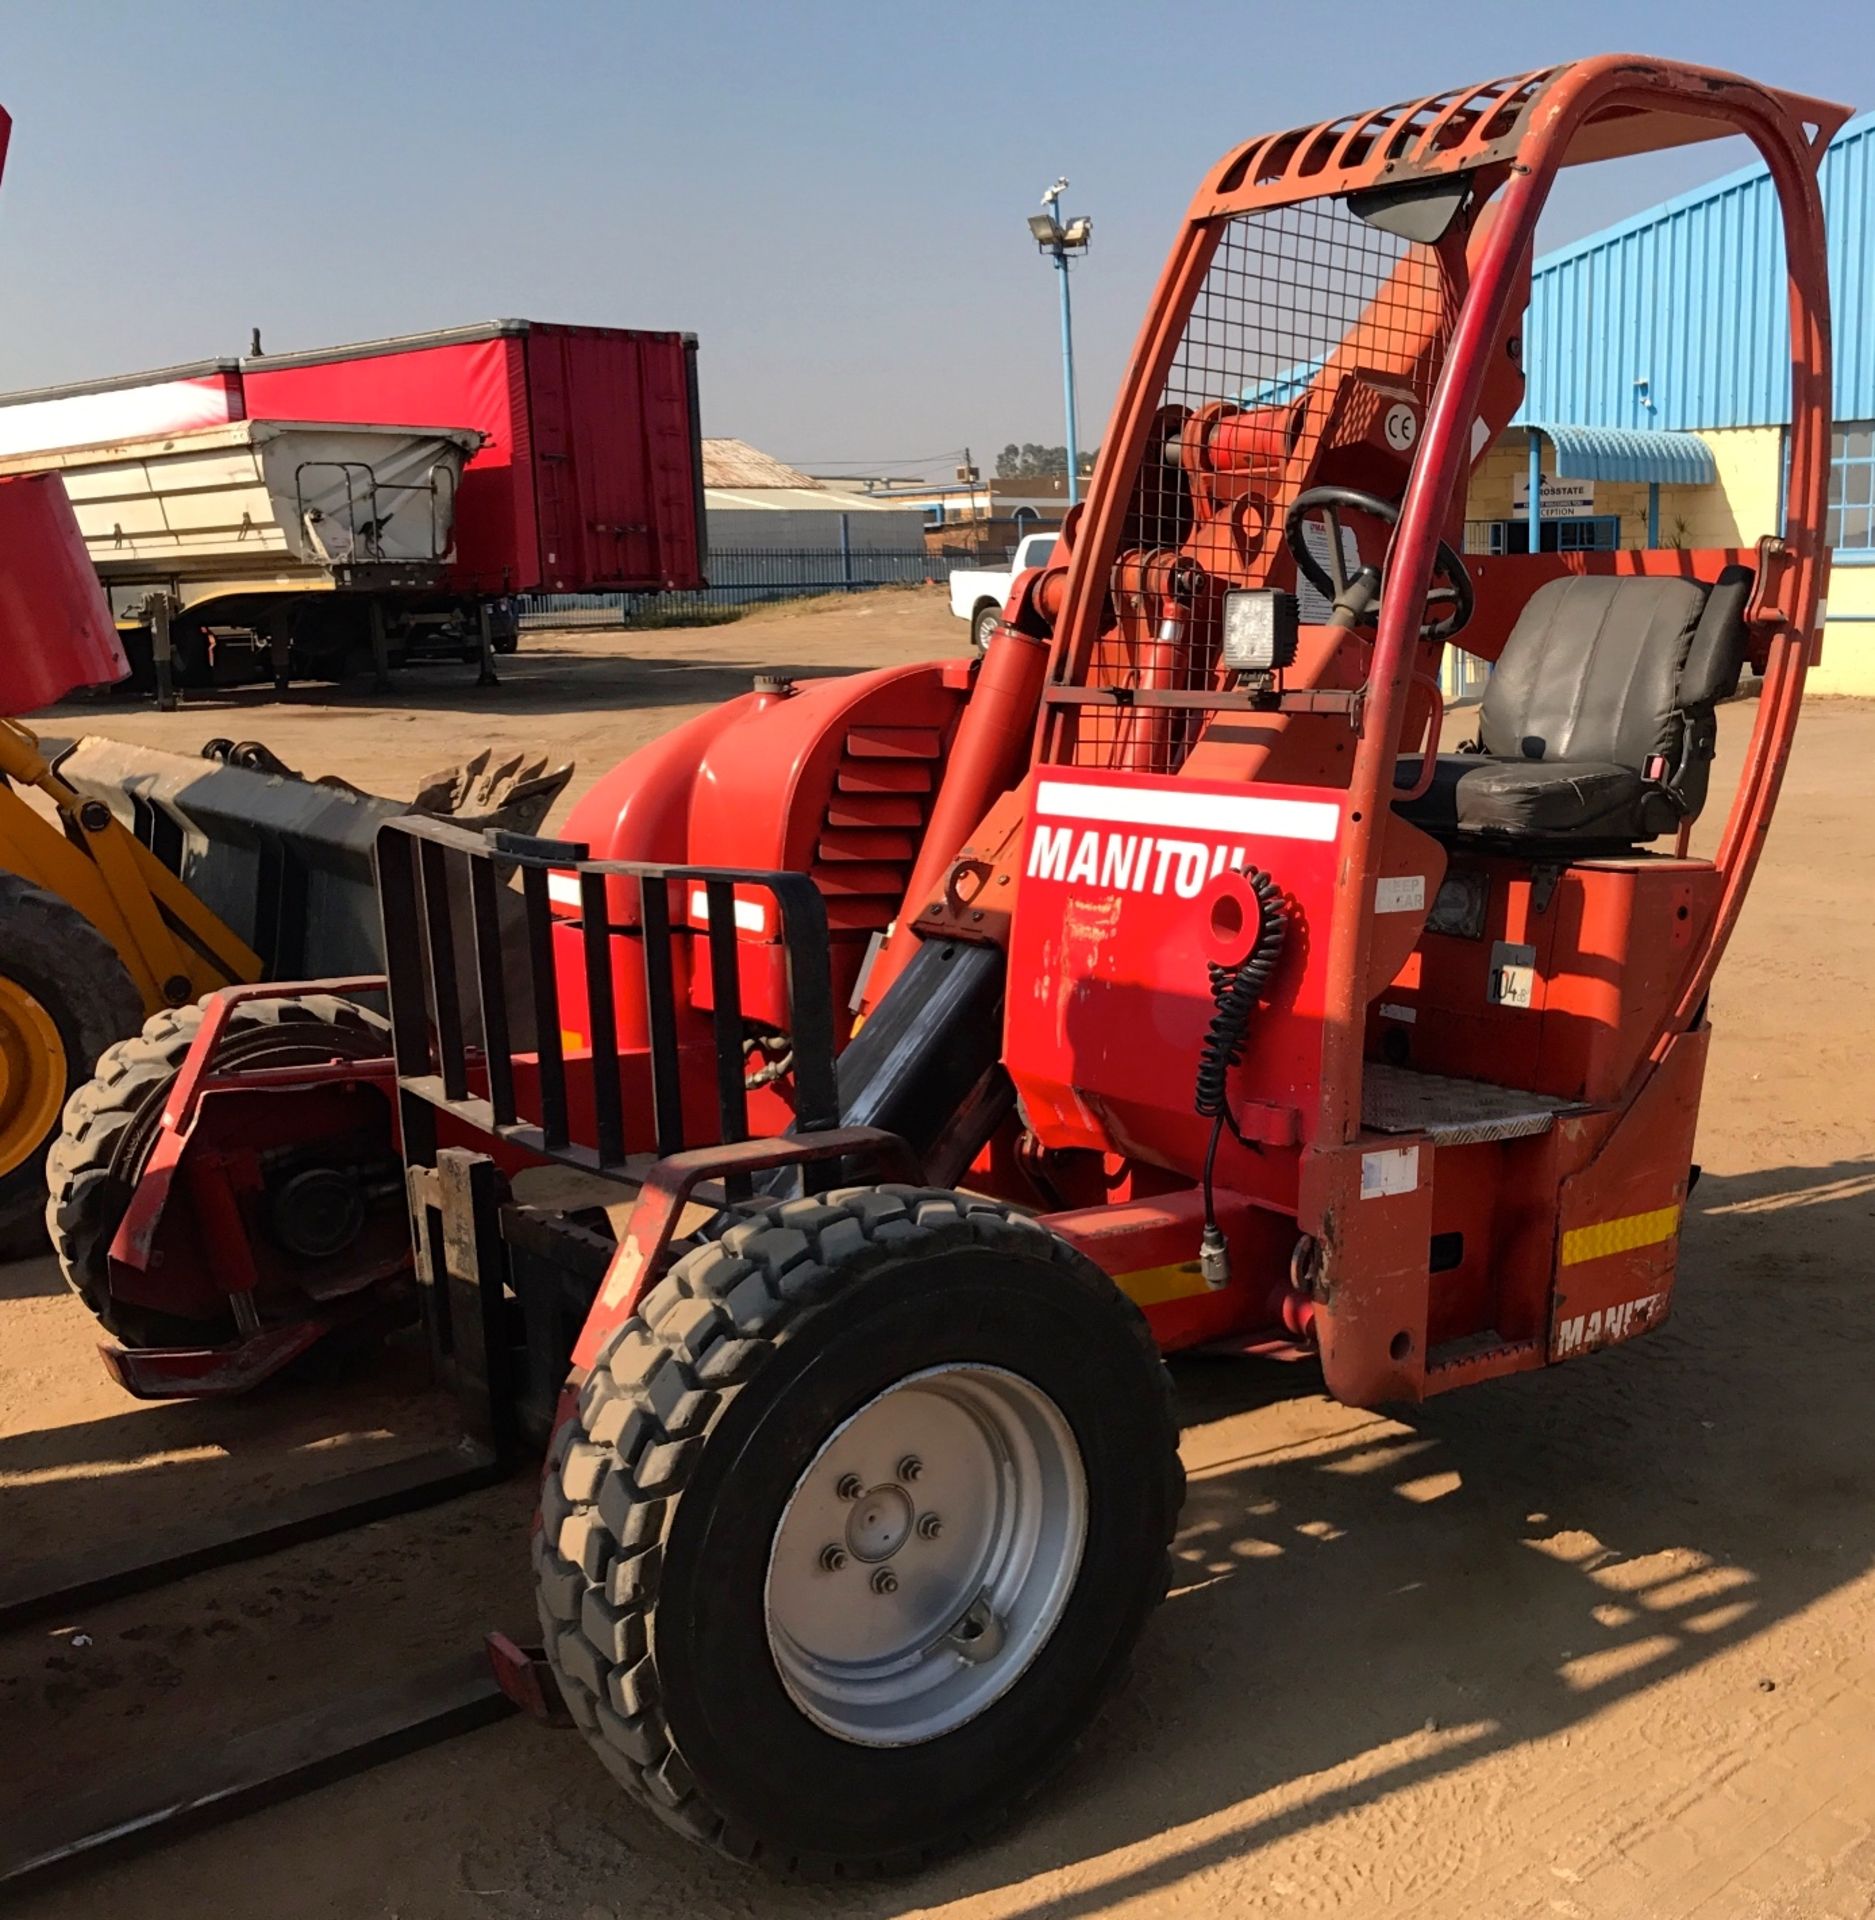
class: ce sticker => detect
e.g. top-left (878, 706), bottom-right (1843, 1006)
top-left (1384, 403), bottom-right (1418, 451)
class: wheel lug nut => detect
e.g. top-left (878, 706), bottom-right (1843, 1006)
top-left (917, 1512), bottom-right (942, 1540)
top-left (819, 1544), bottom-right (848, 1572)
top-left (835, 1474), bottom-right (863, 1501)
top-left (871, 1568), bottom-right (898, 1595)
top-left (897, 1455), bottom-right (923, 1483)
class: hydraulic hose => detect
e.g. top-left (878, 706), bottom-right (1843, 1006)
top-left (1193, 867), bottom-right (1287, 1279)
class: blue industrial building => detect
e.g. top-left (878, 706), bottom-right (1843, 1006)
top-left (1463, 112), bottom-right (1875, 692)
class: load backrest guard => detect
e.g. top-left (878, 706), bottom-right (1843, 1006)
top-left (374, 815), bottom-right (841, 1185)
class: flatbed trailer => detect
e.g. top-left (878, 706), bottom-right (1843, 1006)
top-left (0, 417), bottom-right (483, 694)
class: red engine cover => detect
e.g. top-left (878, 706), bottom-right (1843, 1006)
top-left (546, 661), bottom-right (968, 1095)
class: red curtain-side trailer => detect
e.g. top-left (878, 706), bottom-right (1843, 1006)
top-left (239, 321), bottom-right (706, 595)
top-left (0, 320), bottom-right (706, 599)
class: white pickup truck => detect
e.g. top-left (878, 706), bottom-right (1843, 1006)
top-left (947, 531), bottom-right (1058, 650)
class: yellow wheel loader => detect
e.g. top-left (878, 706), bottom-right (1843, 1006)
top-left (0, 722), bottom-right (263, 1252)
top-left (0, 470), bottom-right (564, 1262)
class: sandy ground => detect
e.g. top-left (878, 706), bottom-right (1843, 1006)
top-left (31, 589), bottom-right (967, 833)
top-left (2, 595), bottom-right (1872, 1919)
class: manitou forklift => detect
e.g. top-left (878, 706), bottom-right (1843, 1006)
top-left (57, 54), bottom-right (1838, 1873)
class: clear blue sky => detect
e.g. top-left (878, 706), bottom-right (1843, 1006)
top-left (0, 1), bottom-right (1867, 478)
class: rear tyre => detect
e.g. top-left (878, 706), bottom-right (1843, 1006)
top-left (970, 603), bottom-right (1001, 652)
top-left (45, 994), bottom-right (390, 1344)
top-left (535, 1185), bottom-right (1182, 1874)
top-left (0, 878), bottom-right (142, 1261)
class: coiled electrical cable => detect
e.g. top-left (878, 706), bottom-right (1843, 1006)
top-left (1194, 868), bottom-right (1288, 1235)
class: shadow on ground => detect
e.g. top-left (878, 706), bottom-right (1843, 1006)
top-left (912, 1155), bottom-right (1875, 1917)
top-left (0, 1301), bottom-right (458, 1575)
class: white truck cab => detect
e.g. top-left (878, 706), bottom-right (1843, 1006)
top-left (947, 531), bottom-right (1058, 650)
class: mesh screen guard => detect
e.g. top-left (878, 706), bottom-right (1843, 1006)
top-left (1060, 193), bottom-right (1463, 775)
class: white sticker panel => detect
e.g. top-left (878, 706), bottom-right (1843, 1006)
top-left (1033, 778), bottom-right (1340, 843)
top-left (1361, 1145), bottom-right (1420, 1199)
top-left (1490, 939), bottom-right (1537, 1009)
top-left (1376, 874), bottom-right (1425, 914)
top-left (1378, 1002), bottom-right (1418, 1024)
top-left (689, 888), bottom-right (768, 934)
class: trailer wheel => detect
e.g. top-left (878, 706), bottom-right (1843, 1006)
top-left (536, 1184), bottom-right (1182, 1874)
top-left (45, 994), bottom-right (390, 1343)
top-left (970, 602), bottom-right (1001, 652)
top-left (0, 878), bottom-right (143, 1261)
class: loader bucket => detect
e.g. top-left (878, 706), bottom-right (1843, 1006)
top-left (53, 737), bottom-right (571, 980)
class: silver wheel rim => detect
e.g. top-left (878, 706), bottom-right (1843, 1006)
top-left (763, 1363), bottom-right (1087, 1747)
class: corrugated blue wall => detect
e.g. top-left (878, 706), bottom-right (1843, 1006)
top-left (1516, 114), bottom-right (1875, 431)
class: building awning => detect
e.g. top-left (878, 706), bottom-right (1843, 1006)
top-left (1524, 423), bottom-right (1717, 486)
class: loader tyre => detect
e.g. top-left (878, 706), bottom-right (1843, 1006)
top-left (45, 994), bottom-right (390, 1343)
top-left (536, 1184), bottom-right (1183, 1874)
top-left (0, 877), bottom-right (142, 1261)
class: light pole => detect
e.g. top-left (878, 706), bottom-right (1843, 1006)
top-left (1028, 178), bottom-right (1092, 506)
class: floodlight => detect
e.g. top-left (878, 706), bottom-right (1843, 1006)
top-left (1221, 590), bottom-right (1300, 672)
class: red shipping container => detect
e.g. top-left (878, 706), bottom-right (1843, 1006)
top-left (240, 322), bottom-right (704, 594)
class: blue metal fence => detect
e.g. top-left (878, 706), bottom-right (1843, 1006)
top-left (518, 547), bottom-right (956, 629)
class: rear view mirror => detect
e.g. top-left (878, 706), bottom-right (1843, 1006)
top-left (1346, 175), bottom-right (1473, 245)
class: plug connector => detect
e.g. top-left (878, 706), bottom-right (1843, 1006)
top-left (1199, 1223), bottom-right (1231, 1290)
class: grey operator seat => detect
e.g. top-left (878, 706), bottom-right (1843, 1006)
top-left (1397, 566), bottom-right (1754, 844)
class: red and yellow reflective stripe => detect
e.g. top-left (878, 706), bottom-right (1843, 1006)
top-left (1114, 1261), bottom-right (1211, 1307)
top-left (1560, 1203), bottom-right (1682, 1267)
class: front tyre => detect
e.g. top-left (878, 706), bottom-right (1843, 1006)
top-left (535, 1185), bottom-right (1182, 1874)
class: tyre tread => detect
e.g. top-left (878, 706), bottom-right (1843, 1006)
top-left (538, 1183), bottom-right (1183, 1875)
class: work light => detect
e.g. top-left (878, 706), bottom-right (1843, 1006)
top-left (1221, 589), bottom-right (1300, 672)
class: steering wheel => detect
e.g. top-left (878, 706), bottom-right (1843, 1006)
top-left (1283, 484), bottom-right (1474, 643)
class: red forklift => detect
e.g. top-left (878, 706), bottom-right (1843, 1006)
top-left (53, 54), bottom-right (1839, 1874)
